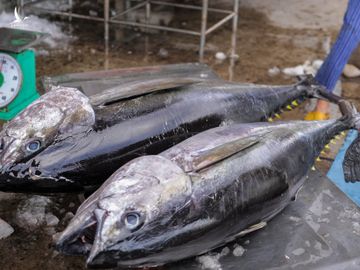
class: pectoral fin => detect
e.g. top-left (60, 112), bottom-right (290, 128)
top-left (163, 126), bottom-right (269, 173)
top-left (235, 221), bottom-right (267, 237)
top-left (192, 138), bottom-right (260, 172)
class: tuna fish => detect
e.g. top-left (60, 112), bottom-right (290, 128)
top-left (55, 108), bottom-right (359, 268)
top-left (0, 76), bottom-right (326, 192)
top-left (0, 87), bottom-right (95, 170)
top-left (0, 63), bottom-right (215, 169)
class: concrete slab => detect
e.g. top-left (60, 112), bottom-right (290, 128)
top-left (238, 0), bottom-right (347, 30)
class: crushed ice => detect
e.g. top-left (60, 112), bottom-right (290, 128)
top-left (0, 8), bottom-right (72, 49)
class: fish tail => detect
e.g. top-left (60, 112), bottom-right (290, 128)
top-left (296, 75), bottom-right (353, 111)
top-left (338, 98), bottom-right (360, 182)
top-left (343, 132), bottom-right (360, 182)
top-left (296, 75), bottom-right (326, 98)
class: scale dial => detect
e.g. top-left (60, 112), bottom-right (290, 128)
top-left (0, 53), bottom-right (23, 108)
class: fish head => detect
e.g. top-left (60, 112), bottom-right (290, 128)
top-left (56, 155), bottom-right (192, 268)
top-left (0, 86), bottom-right (95, 170)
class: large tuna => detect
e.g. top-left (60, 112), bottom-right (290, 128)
top-left (0, 76), bottom-right (325, 192)
top-left (55, 108), bottom-right (359, 268)
top-left (0, 63), bottom-right (215, 170)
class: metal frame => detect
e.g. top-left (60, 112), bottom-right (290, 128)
top-left (17, 0), bottom-right (239, 62)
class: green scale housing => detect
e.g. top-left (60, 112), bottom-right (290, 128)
top-left (0, 50), bottom-right (40, 120)
top-left (0, 27), bottom-right (48, 120)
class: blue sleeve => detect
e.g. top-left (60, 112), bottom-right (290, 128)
top-left (315, 0), bottom-right (360, 92)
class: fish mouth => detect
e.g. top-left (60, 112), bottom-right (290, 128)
top-left (57, 208), bottom-right (118, 268)
top-left (56, 208), bottom-right (118, 268)
top-left (0, 160), bottom-right (85, 193)
top-left (86, 209), bottom-right (111, 268)
top-left (55, 213), bottom-right (98, 256)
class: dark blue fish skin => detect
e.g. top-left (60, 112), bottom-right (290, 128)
top-left (0, 78), bottom-right (320, 193)
top-left (55, 118), bottom-right (351, 268)
top-left (105, 120), bottom-right (348, 268)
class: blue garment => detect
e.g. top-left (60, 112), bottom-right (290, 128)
top-left (315, 0), bottom-right (360, 91)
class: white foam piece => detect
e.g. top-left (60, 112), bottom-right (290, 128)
top-left (0, 218), bottom-right (14, 240)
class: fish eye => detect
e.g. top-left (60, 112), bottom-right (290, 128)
top-left (124, 212), bottom-right (142, 231)
top-left (26, 140), bottom-right (41, 153)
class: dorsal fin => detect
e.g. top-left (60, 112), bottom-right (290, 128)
top-left (43, 63), bottom-right (219, 106)
top-left (89, 77), bottom-right (205, 106)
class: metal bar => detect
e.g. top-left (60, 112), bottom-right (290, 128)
top-left (145, 0), bottom-right (151, 31)
top-left (21, 0), bottom-right (43, 7)
top-left (105, 40), bottom-right (109, 70)
top-left (68, 0), bottom-right (73, 22)
top-left (18, 0), bottom-right (25, 17)
top-left (205, 13), bottom-right (235, 35)
top-left (30, 7), bottom-right (201, 36)
top-left (199, 0), bottom-right (208, 62)
top-left (230, 0), bottom-right (239, 59)
top-left (130, 0), bottom-right (233, 14)
top-left (32, 8), bottom-right (105, 22)
top-left (110, 19), bottom-right (201, 35)
top-left (111, 1), bottom-right (147, 20)
top-left (125, 0), bottom-right (131, 10)
top-left (24, 0), bottom-right (238, 47)
top-left (104, 0), bottom-right (110, 42)
top-left (104, 0), bottom-right (110, 70)
top-left (144, 0), bottom-right (151, 59)
top-left (23, 0), bottom-right (234, 18)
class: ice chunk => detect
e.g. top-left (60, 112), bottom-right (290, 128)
top-left (233, 244), bottom-right (246, 257)
top-left (46, 213), bottom-right (60, 227)
top-left (0, 11), bottom-right (71, 48)
top-left (197, 254), bottom-right (222, 270)
top-left (282, 65), bottom-right (305, 76)
top-left (215, 52), bottom-right (227, 61)
top-left (268, 66), bottom-right (280, 76)
top-left (292, 248), bottom-right (305, 256)
top-left (0, 218), bottom-right (14, 239)
top-left (343, 64), bottom-right (360, 78)
top-left (15, 195), bottom-right (52, 231)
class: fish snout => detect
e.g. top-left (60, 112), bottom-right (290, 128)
top-left (86, 209), bottom-right (109, 264)
top-left (56, 209), bottom-right (99, 256)
top-left (55, 233), bottom-right (93, 256)
top-left (0, 137), bottom-right (19, 168)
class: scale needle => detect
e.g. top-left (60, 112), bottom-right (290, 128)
top-left (0, 57), bottom-right (4, 72)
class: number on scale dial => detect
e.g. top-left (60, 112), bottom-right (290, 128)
top-left (0, 53), bottom-right (23, 108)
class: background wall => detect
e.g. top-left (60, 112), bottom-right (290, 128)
top-left (214, 0), bottom-right (348, 30)
top-left (0, 0), bottom-right (349, 30)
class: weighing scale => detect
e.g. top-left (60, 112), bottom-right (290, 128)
top-left (0, 27), bottom-right (48, 120)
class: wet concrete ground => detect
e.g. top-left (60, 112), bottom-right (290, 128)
top-left (0, 5), bottom-right (360, 270)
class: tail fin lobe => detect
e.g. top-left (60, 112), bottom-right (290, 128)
top-left (343, 133), bottom-right (360, 183)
